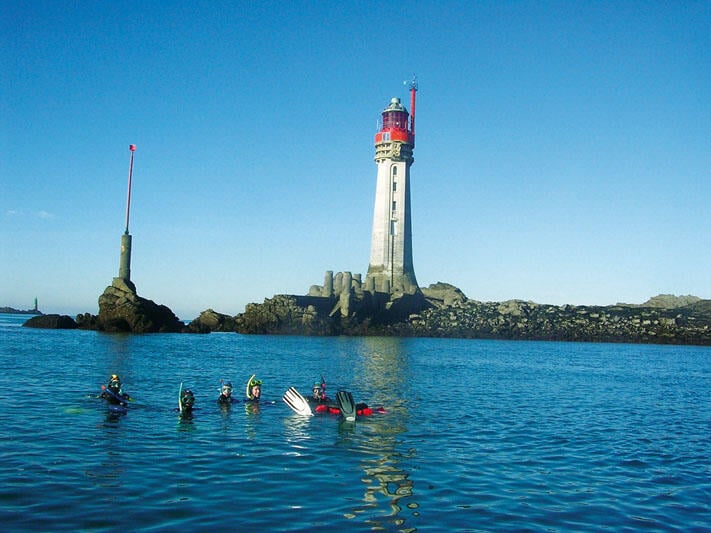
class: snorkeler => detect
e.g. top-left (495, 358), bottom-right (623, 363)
top-left (179, 387), bottom-right (195, 416)
top-left (100, 374), bottom-right (132, 405)
top-left (307, 377), bottom-right (328, 406)
top-left (246, 375), bottom-right (262, 402)
top-left (217, 381), bottom-right (237, 405)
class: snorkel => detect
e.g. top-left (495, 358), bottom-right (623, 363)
top-left (312, 376), bottom-right (327, 400)
top-left (246, 375), bottom-right (262, 400)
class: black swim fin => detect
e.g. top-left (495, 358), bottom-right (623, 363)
top-left (336, 390), bottom-right (356, 421)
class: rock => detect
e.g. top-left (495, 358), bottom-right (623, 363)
top-left (421, 282), bottom-right (467, 308)
top-left (23, 314), bottom-right (77, 329)
top-left (0, 306), bottom-right (42, 315)
top-left (391, 297), bottom-right (711, 345)
top-left (219, 288), bottom-right (711, 344)
top-left (187, 309), bottom-right (236, 333)
top-left (641, 294), bottom-right (701, 309)
top-left (234, 295), bottom-right (338, 335)
top-left (95, 279), bottom-right (186, 333)
top-left (75, 313), bottom-right (100, 329)
top-left (497, 300), bottom-right (535, 316)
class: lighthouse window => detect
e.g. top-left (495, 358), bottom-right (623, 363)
top-left (392, 167), bottom-right (398, 176)
top-left (390, 221), bottom-right (397, 235)
top-left (392, 201), bottom-right (397, 211)
top-left (392, 181), bottom-right (397, 192)
top-left (382, 132), bottom-right (391, 141)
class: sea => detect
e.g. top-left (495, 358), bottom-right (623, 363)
top-left (0, 313), bottom-right (709, 532)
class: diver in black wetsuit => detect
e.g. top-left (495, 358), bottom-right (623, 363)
top-left (307, 376), bottom-right (380, 416)
top-left (100, 374), bottom-right (132, 405)
top-left (217, 382), bottom-right (237, 405)
top-left (307, 380), bottom-right (330, 407)
top-left (180, 389), bottom-right (195, 416)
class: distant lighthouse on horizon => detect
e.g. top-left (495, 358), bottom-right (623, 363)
top-left (365, 77), bottom-right (420, 296)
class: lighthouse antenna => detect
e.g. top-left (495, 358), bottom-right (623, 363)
top-left (407, 74), bottom-right (418, 139)
top-left (124, 144), bottom-right (136, 234)
top-left (406, 74), bottom-right (418, 92)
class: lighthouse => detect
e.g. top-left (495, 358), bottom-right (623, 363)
top-left (366, 78), bottom-right (420, 295)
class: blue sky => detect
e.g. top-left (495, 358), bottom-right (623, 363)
top-left (2, 1), bottom-right (709, 319)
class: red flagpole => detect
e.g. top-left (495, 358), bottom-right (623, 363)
top-left (125, 144), bottom-right (136, 234)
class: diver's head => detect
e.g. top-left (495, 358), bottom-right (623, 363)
top-left (108, 374), bottom-right (121, 392)
top-left (181, 389), bottom-right (195, 409)
top-left (221, 382), bottom-right (233, 397)
top-left (249, 378), bottom-right (262, 399)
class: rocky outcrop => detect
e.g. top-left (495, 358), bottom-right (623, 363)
top-left (187, 309), bottom-right (236, 333)
top-left (203, 289), bottom-right (710, 346)
top-left (382, 297), bottom-right (711, 345)
top-left (60, 275), bottom-right (709, 345)
top-left (86, 278), bottom-right (187, 333)
top-left (234, 295), bottom-right (339, 335)
top-left (23, 314), bottom-right (77, 329)
top-left (1, 307), bottom-right (42, 315)
top-left (638, 294), bottom-right (701, 309)
top-left (421, 282), bottom-right (468, 308)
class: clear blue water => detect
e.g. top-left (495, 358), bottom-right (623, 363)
top-left (1, 313), bottom-right (709, 532)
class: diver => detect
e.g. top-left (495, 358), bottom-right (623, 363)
top-left (217, 381), bottom-right (237, 405)
top-left (308, 378), bottom-right (329, 406)
top-left (100, 374), bottom-right (132, 405)
top-left (310, 377), bottom-right (383, 416)
top-left (246, 376), bottom-right (262, 402)
top-left (314, 396), bottom-right (381, 416)
top-left (180, 388), bottom-right (196, 416)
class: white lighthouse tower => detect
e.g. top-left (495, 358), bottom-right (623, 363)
top-left (366, 78), bottom-right (420, 296)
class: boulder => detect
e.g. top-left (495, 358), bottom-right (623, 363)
top-left (421, 282), bottom-right (467, 308)
top-left (234, 295), bottom-right (337, 335)
top-left (75, 312), bottom-right (100, 329)
top-left (187, 309), bottom-right (236, 333)
top-left (23, 314), bottom-right (78, 329)
top-left (641, 294), bottom-right (701, 309)
top-left (96, 279), bottom-right (186, 333)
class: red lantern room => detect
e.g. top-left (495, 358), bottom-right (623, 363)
top-left (375, 97), bottom-right (414, 145)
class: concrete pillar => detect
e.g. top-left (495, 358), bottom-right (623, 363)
top-left (339, 290), bottom-right (351, 317)
top-left (342, 272), bottom-right (352, 295)
top-left (119, 233), bottom-right (132, 281)
top-left (365, 276), bottom-right (375, 293)
top-left (324, 270), bottom-right (334, 297)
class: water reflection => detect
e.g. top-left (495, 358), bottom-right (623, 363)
top-left (244, 402), bottom-right (261, 415)
top-left (85, 449), bottom-right (125, 497)
top-left (86, 416), bottom-right (126, 503)
top-left (347, 337), bottom-right (417, 531)
top-left (283, 413), bottom-right (313, 452)
top-left (360, 451), bottom-right (417, 531)
top-left (243, 402), bottom-right (261, 440)
top-left (177, 412), bottom-right (196, 431)
top-left (96, 332), bottom-right (135, 373)
top-left (336, 419), bottom-right (356, 437)
top-left (104, 410), bottom-right (126, 424)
